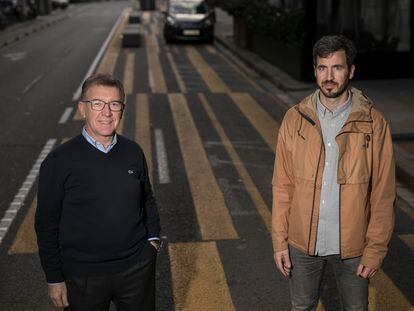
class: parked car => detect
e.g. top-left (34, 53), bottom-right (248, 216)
top-left (163, 0), bottom-right (215, 43)
top-left (0, 9), bottom-right (8, 28)
top-left (0, 0), bottom-right (37, 22)
top-left (52, 0), bottom-right (68, 10)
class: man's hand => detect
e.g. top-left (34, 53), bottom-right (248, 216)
top-left (357, 264), bottom-right (377, 279)
top-left (48, 282), bottom-right (69, 309)
top-left (149, 240), bottom-right (161, 252)
top-left (274, 249), bottom-right (292, 278)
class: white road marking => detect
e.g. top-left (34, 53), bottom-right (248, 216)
top-left (3, 52), bottom-right (27, 61)
top-left (154, 129), bottom-right (170, 184)
top-left (22, 73), bottom-right (44, 95)
top-left (72, 10), bottom-right (125, 101)
top-left (58, 107), bottom-right (74, 124)
top-left (0, 139), bottom-right (56, 245)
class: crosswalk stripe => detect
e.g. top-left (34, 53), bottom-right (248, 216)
top-left (397, 197), bottom-right (414, 221)
top-left (369, 270), bottom-right (413, 310)
top-left (8, 138), bottom-right (66, 254)
top-left (169, 242), bottom-right (235, 310)
top-left (136, 94), bottom-right (153, 182)
top-left (8, 197), bottom-right (37, 254)
top-left (186, 46), bottom-right (231, 93)
top-left (229, 92), bottom-right (279, 150)
top-left (214, 44), bottom-right (264, 92)
top-left (198, 93), bottom-right (272, 235)
top-left (399, 234), bottom-right (414, 251)
top-left (96, 9), bottom-right (128, 75)
top-left (123, 52), bottom-right (135, 95)
top-left (73, 104), bottom-right (82, 121)
top-left (146, 35), bottom-right (167, 93)
top-left (205, 45), bottom-right (216, 54)
top-left (169, 93), bottom-right (238, 240)
top-left (166, 52), bottom-right (187, 93)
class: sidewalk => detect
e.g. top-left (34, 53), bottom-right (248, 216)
top-left (214, 8), bottom-right (414, 193)
top-left (0, 7), bottom-right (72, 48)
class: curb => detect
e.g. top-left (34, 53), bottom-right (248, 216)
top-left (214, 30), bottom-right (414, 193)
top-left (1, 14), bottom-right (68, 48)
top-left (214, 34), bottom-right (313, 92)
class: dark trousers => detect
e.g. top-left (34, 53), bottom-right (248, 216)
top-left (289, 245), bottom-right (368, 311)
top-left (65, 242), bottom-right (157, 311)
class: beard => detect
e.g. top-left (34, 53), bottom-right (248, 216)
top-left (319, 77), bottom-right (349, 99)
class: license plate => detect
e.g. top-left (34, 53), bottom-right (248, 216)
top-left (183, 29), bottom-right (200, 36)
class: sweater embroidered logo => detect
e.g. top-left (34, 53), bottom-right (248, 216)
top-left (128, 170), bottom-right (134, 174)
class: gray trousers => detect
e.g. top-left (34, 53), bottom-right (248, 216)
top-left (289, 245), bottom-right (368, 311)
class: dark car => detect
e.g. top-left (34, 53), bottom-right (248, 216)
top-left (163, 0), bottom-right (215, 43)
top-left (0, 0), bottom-right (37, 22)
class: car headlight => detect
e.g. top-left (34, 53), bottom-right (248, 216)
top-left (166, 16), bottom-right (176, 26)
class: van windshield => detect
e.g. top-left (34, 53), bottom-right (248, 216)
top-left (170, 0), bottom-right (209, 14)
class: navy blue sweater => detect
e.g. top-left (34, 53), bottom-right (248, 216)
top-left (35, 134), bottom-right (160, 283)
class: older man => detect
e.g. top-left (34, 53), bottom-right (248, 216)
top-left (272, 35), bottom-right (395, 310)
top-left (35, 74), bottom-right (161, 311)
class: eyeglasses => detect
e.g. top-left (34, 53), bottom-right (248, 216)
top-left (81, 99), bottom-right (125, 112)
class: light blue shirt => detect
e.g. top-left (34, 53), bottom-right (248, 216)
top-left (315, 91), bottom-right (352, 256)
top-left (82, 127), bottom-right (117, 153)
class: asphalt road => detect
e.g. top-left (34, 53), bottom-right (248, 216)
top-left (0, 2), bottom-right (413, 310)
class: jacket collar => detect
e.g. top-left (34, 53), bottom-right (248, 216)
top-left (296, 87), bottom-right (373, 125)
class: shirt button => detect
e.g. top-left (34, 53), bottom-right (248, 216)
top-left (322, 200), bottom-right (325, 204)
top-left (327, 142), bottom-right (332, 147)
top-left (324, 182), bottom-right (327, 186)
top-left (331, 123), bottom-right (335, 127)
top-left (325, 162), bottom-right (329, 167)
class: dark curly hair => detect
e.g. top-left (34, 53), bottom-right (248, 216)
top-left (313, 35), bottom-right (357, 68)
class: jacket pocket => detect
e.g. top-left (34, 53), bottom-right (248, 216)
top-left (338, 132), bottom-right (372, 184)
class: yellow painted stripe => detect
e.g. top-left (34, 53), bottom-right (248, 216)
top-left (229, 93), bottom-right (279, 150)
top-left (172, 46), bottom-right (179, 54)
top-left (123, 52), bottom-right (135, 95)
top-left (73, 106), bottom-right (83, 121)
top-left (169, 242), bottom-right (235, 310)
top-left (9, 137), bottom-right (70, 254)
top-left (136, 94), bottom-right (153, 182)
top-left (142, 11), bottom-right (150, 24)
top-left (96, 8), bottom-right (129, 74)
top-left (61, 137), bottom-right (71, 144)
top-left (169, 93), bottom-right (238, 240)
top-left (150, 23), bottom-right (159, 36)
top-left (216, 48), bottom-right (263, 92)
top-left (399, 234), bottom-right (414, 251)
top-left (166, 52), bottom-right (186, 93)
top-left (397, 197), bottom-right (414, 221)
top-left (198, 93), bottom-right (272, 235)
top-left (8, 197), bottom-right (37, 254)
top-left (115, 51), bottom-right (134, 136)
top-left (186, 46), bottom-right (231, 93)
top-left (369, 270), bottom-right (413, 310)
top-left (146, 35), bottom-right (167, 93)
top-left (205, 45), bottom-right (217, 54)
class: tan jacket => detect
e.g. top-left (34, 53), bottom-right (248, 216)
top-left (272, 87), bottom-right (396, 269)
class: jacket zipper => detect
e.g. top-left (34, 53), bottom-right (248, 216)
top-left (296, 107), bottom-right (327, 255)
top-left (308, 142), bottom-right (323, 255)
top-left (338, 184), bottom-right (342, 257)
